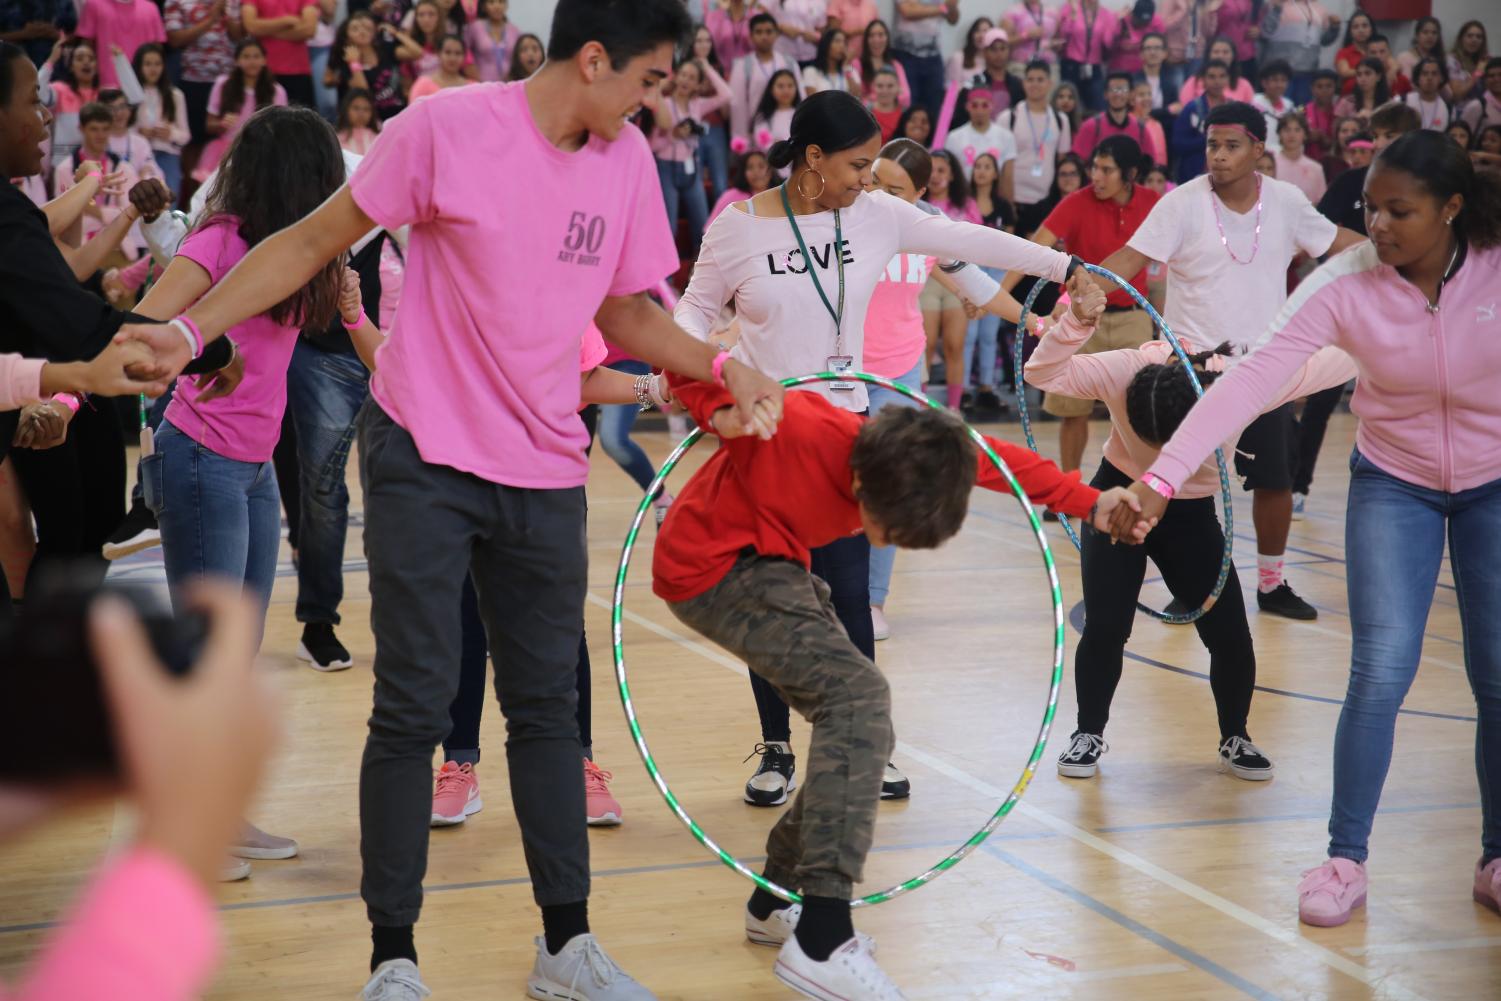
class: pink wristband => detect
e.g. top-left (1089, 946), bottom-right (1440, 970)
top-left (50, 392), bottom-right (81, 413)
top-left (342, 309), bottom-right (367, 331)
top-left (1141, 472), bottom-right (1175, 500)
top-left (711, 349), bottom-right (732, 387)
top-left (171, 316), bottom-right (205, 359)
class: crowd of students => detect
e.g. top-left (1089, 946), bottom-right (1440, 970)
top-left (3, 2), bottom-right (1501, 1001)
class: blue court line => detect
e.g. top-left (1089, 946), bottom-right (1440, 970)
top-left (1098, 800), bottom-right (1480, 834)
top-left (1066, 601), bottom-right (1478, 724)
top-left (982, 845), bottom-right (1282, 1000)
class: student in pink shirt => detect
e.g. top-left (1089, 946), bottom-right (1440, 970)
top-left (336, 87), bottom-right (379, 153)
top-left (652, 55), bottom-right (732, 253)
top-left (850, 18), bottom-right (909, 108)
top-left (706, 0), bottom-right (758, 66)
top-left (1027, 276), bottom-right (1356, 783)
top-left (1107, 1), bottom-right (1164, 75)
top-left (707, 146), bottom-right (773, 225)
top-left (408, 32), bottom-right (474, 99)
top-left (463, 0), bottom-right (519, 81)
top-left (1124, 132), bottom-right (1501, 931)
top-left (133, 106), bottom-right (344, 872)
top-left (1272, 111), bottom-right (1325, 204)
top-left (728, 11), bottom-right (802, 140)
top-left (0, 584), bottom-right (277, 1001)
top-left (1176, 35), bottom-right (1254, 108)
top-left (76, 0), bottom-right (167, 88)
top-left (240, 0), bottom-right (318, 106)
top-left (1056, 0), bottom-right (1118, 109)
top-left (1004, 0), bottom-right (1061, 68)
top-left (113, 5), bottom-right (785, 996)
top-left (52, 102), bottom-right (143, 258)
top-left (826, 0), bottom-right (877, 57)
top-left (195, 39), bottom-right (288, 180)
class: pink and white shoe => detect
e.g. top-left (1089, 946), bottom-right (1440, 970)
top-left (584, 759), bottom-right (623, 827)
top-left (431, 761), bottom-right (482, 827)
top-left (1473, 858), bottom-right (1501, 913)
top-left (1297, 857), bottom-right (1368, 927)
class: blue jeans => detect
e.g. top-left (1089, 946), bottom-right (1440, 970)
top-left (144, 419), bottom-right (281, 615)
top-left (894, 49), bottom-right (946, 119)
top-left (286, 341), bottom-right (370, 625)
top-left (656, 157), bottom-right (708, 256)
top-left (1287, 72), bottom-right (1314, 108)
top-left (309, 44), bottom-right (337, 121)
top-left (962, 266), bottom-right (1004, 390)
top-left (1330, 449), bottom-right (1501, 863)
top-left (867, 360), bottom-right (924, 607)
top-left (701, 122), bottom-right (730, 206)
top-left (1060, 59), bottom-right (1106, 112)
top-left (153, 151), bottom-right (182, 205)
top-left (597, 359), bottom-right (659, 493)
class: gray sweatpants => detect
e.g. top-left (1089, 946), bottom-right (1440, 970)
top-left (357, 402), bottom-right (590, 927)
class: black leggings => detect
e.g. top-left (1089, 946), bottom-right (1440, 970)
top-left (9, 402), bottom-right (125, 593)
top-left (750, 533), bottom-right (874, 743)
top-left (1292, 383), bottom-right (1346, 496)
top-left (1075, 461), bottom-right (1256, 742)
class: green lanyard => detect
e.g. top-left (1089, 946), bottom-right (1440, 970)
top-left (779, 182), bottom-right (845, 352)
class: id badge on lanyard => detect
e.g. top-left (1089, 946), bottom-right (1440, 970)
top-left (780, 184), bottom-right (855, 392)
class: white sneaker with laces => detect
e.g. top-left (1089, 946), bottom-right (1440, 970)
top-left (774, 934), bottom-right (905, 1001)
top-left (361, 960), bottom-right (430, 1001)
top-left (745, 905), bottom-right (876, 953)
top-left (527, 934), bottom-right (657, 1000)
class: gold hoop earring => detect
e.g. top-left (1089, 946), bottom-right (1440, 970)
top-left (795, 168), bottom-right (827, 200)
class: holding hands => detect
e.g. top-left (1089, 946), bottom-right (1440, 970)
top-left (1065, 271), bottom-right (1106, 327)
top-left (1090, 486), bottom-right (1158, 543)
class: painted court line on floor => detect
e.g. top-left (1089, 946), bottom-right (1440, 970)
top-left (592, 591), bottom-right (1435, 1001)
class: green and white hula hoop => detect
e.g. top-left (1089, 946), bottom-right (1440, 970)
top-left (1012, 262), bottom-right (1235, 625)
top-left (612, 371), bottom-right (1065, 906)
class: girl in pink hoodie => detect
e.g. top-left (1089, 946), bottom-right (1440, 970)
top-left (1128, 131), bottom-right (1501, 929)
top-left (1025, 285), bottom-right (1356, 784)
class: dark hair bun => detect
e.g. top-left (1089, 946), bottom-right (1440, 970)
top-left (767, 139), bottom-right (796, 169)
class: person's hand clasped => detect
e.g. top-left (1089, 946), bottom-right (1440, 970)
top-left (1091, 485), bottom-right (1157, 544)
top-left (1107, 480), bottom-right (1169, 542)
top-left (721, 359), bottom-right (784, 440)
top-left (337, 267), bottom-right (362, 325)
top-left (128, 178), bottom-right (174, 222)
top-left (115, 321), bottom-right (195, 389)
top-left (11, 400), bottom-right (74, 450)
top-left (1066, 271), bottom-right (1107, 326)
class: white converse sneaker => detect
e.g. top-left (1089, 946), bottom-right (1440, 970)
top-left (360, 960), bottom-right (430, 1000)
top-left (527, 935), bottom-right (657, 1000)
top-left (746, 905), bottom-right (875, 953)
top-left (774, 934), bottom-right (905, 1001)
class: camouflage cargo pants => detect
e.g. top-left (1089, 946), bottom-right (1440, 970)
top-left (669, 553), bottom-right (894, 898)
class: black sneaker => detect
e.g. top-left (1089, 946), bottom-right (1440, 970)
top-left (743, 743), bottom-right (797, 806)
top-left (1217, 736), bottom-right (1275, 781)
top-left (974, 388), bottom-right (1008, 418)
top-left (1057, 731), bottom-right (1108, 778)
top-left (102, 501), bottom-right (161, 560)
top-left (881, 761), bottom-right (911, 800)
top-left (1257, 582), bottom-right (1318, 621)
top-left (298, 622), bottom-right (354, 672)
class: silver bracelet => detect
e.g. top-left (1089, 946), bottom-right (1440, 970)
top-left (633, 373), bottom-right (655, 412)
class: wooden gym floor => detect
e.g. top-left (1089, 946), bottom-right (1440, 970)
top-left (1, 412), bottom-right (1497, 1000)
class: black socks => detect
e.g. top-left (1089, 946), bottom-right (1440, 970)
top-left (747, 886), bottom-right (792, 921)
top-left (371, 924), bottom-right (416, 972)
top-left (542, 900), bottom-right (590, 955)
top-left (794, 895), bottom-right (854, 962)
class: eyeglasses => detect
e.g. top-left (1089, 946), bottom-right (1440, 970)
top-left (1107, 86), bottom-right (1130, 94)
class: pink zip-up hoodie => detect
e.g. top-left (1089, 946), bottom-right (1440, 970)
top-left (1150, 241), bottom-right (1501, 495)
top-left (1026, 311), bottom-right (1358, 498)
top-left (1, 848), bottom-right (220, 1001)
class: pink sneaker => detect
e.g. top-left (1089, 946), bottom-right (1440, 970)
top-left (1297, 857), bottom-right (1368, 927)
top-left (584, 759), bottom-right (623, 827)
top-left (1474, 858), bottom-right (1501, 913)
top-left (431, 761), bottom-right (482, 827)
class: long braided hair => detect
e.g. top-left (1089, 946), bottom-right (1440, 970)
top-left (1124, 341), bottom-right (1236, 447)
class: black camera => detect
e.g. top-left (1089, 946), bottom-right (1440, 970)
top-left (0, 569), bottom-right (207, 782)
top-left (682, 118), bottom-right (710, 137)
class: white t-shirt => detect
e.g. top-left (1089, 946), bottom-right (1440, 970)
top-left (943, 122), bottom-right (1019, 179)
top-left (1250, 93), bottom-right (1294, 151)
top-left (674, 189), bottom-right (1071, 411)
top-left (1127, 174), bottom-right (1337, 351)
top-left (1007, 104), bottom-right (1072, 204)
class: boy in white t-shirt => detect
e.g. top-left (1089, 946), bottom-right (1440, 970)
top-left (943, 88), bottom-right (1017, 194)
top-left (1250, 59), bottom-right (1294, 151)
top-left (1097, 101), bottom-right (1365, 623)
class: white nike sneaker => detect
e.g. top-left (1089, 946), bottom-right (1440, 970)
top-left (527, 935), bottom-right (657, 1000)
top-left (775, 934), bottom-right (905, 1000)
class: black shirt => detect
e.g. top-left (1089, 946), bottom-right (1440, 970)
top-left (1318, 164), bottom-right (1368, 235)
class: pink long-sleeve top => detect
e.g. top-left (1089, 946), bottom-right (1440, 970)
top-left (1027, 308), bottom-right (1357, 498)
top-left (650, 64), bottom-right (733, 162)
top-left (1056, 1), bottom-right (1120, 65)
top-left (1148, 241), bottom-right (1501, 496)
top-left (727, 49), bottom-right (803, 139)
top-left (674, 187), bottom-right (1071, 413)
top-left (0, 353), bottom-right (45, 410)
top-left (0, 847), bottom-right (220, 1001)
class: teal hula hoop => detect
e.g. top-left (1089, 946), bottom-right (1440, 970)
top-left (612, 371), bottom-right (1065, 905)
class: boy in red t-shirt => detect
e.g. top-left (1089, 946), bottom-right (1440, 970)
top-left (653, 279), bottom-right (1150, 1000)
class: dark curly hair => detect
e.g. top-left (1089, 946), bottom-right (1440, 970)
top-left (849, 406), bottom-right (977, 549)
top-left (1124, 342), bottom-right (1236, 447)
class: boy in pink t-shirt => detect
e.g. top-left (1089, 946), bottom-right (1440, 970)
top-left (113, 4), bottom-right (785, 997)
top-left (76, 0), bottom-right (167, 88)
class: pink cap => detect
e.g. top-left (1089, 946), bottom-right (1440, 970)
top-left (981, 28), bottom-right (1010, 48)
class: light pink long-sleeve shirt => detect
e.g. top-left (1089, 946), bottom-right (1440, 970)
top-left (0, 353), bottom-right (45, 410)
top-left (674, 188), bottom-right (1070, 412)
top-left (1149, 241), bottom-right (1501, 496)
top-left (1027, 309), bottom-right (1357, 498)
top-left (0, 847), bottom-right (220, 1001)
top-left (728, 50), bottom-right (802, 139)
top-left (651, 64), bottom-right (733, 163)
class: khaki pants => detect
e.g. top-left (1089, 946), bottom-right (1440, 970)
top-left (1042, 308), bottom-right (1155, 417)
